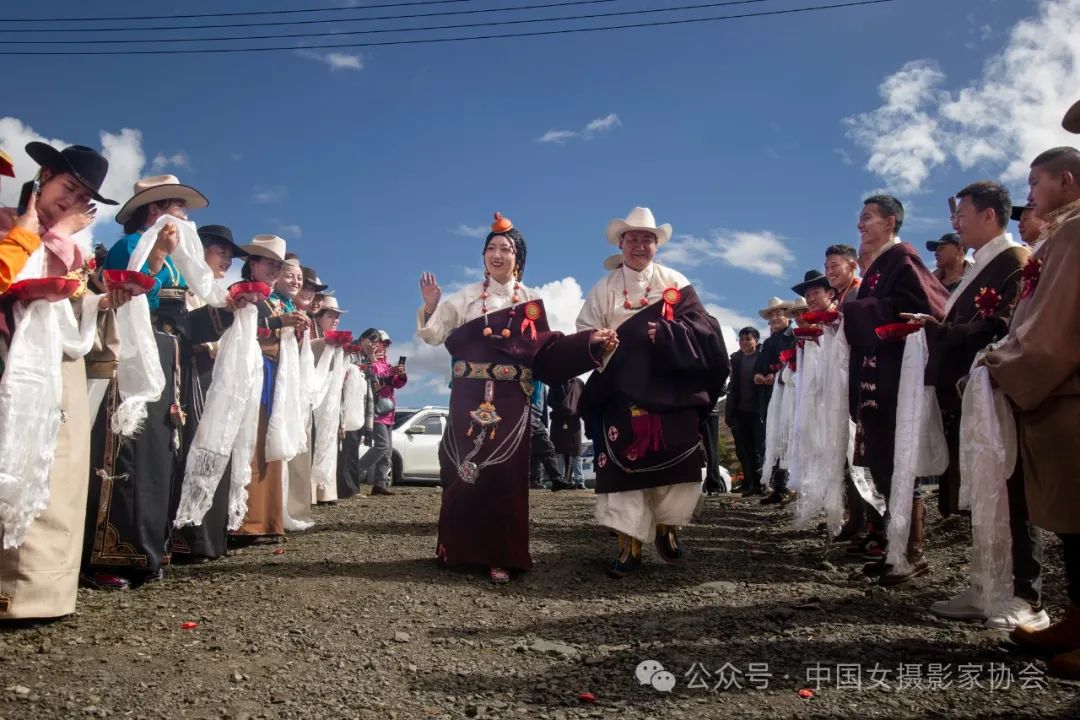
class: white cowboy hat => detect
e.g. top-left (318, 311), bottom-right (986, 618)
top-left (241, 234), bottom-right (287, 263)
top-left (757, 296), bottom-right (792, 320)
top-left (115, 174), bottom-right (208, 224)
top-left (788, 297), bottom-right (809, 314)
top-left (605, 207), bottom-right (672, 247)
top-left (602, 253), bottom-right (624, 271)
top-left (318, 295), bottom-right (347, 314)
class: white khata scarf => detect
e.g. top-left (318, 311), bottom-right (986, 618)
top-left (174, 304), bottom-right (263, 530)
top-left (0, 250), bottom-right (102, 548)
top-left (113, 214), bottom-right (228, 437)
top-left (762, 365), bottom-right (790, 479)
top-left (341, 363), bottom-right (368, 432)
top-left (265, 329), bottom-right (305, 462)
top-left (959, 353), bottom-right (1017, 617)
top-left (788, 337), bottom-right (828, 528)
top-left (885, 328), bottom-right (948, 575)
top-left (311, 346), bottom-right (347, 490)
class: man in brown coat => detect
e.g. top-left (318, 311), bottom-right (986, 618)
top-left (915, 181), bottom-right (1043, 630)
top-left (842, 195), bottom-right (948, 585)
top-left (984, 146), bottom-right (1080, 679)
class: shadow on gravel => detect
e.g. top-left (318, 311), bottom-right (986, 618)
top-left (408, 632), bottom-right (1079, 716)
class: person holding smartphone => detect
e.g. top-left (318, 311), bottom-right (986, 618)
top-left (0, 142), bottom-right (127, 621)
top-left (0, 143), bottom-right (115, 289)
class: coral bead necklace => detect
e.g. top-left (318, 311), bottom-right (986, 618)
top-left (622, 265), bottom-right (656, 310)
top-left (481, 274), bottom-right (521, 339)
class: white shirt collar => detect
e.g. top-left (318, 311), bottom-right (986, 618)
top-left (620, 262), bottom-right (655, 283)
top-left (485, 276), bottom-right (516, 295)
top-left (971, 232), bottom-right (1017, 268)
top-left (869, 237), bottom-right (902, 266)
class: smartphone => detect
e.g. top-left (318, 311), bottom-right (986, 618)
top-left (16, 173), bottom-right (41, 215)
top-left (947, 196), bottom-right (958, 217)
top-left (397, 355), bottom-right (407, 366)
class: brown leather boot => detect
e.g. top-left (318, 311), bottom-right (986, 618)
top-left (880, 497), bottom-right (929, 586)
top-left (1011, 604), bottom-right (1080, 653)
top-left (654, 524), bottom-right (686, 565)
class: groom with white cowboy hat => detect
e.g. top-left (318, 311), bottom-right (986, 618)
top-left (577, 207), bottom-right (729, 578)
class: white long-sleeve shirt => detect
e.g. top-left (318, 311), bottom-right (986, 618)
top-left (417, 278), bottom-right (539, 346)
top-left (576, 262), bottom-right (690, 333)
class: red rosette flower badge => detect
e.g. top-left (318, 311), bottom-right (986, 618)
top-left (973, 286), bottom-right (1002, 320)
top-left (865, 272), bottom-right (881, 291)
top-left (778, 348), bottom-right (796, 373)
top-left (661, 287), bottom-right (681, 321)
top-left (520, 301), bottom-right (542, 340)
top-left (1019, 257), bottom-right (1043, 301)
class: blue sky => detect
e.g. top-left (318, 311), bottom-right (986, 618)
top-left (3, 0), bottom-right (1078, 404)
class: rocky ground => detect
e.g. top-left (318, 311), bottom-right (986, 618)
top-left (1, 486), bottom-right (1078, 720)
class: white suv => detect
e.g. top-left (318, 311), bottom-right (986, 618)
top-left (382, 406), bottom-right (449, 485)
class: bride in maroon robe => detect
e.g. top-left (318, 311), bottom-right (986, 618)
top-left (417, 213), bottom-right (615, 583)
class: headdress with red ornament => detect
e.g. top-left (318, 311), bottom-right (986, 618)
top-left (484, 211), bottom-right (527, 279)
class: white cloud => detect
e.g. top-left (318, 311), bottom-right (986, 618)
top-left (251, 185), bottom-right (286, 204)
top-left (296, 50), bottom-right (364, 72)
top-left (536, 129), bottom-right (578, 145)
top-left (452, 223), bottom-right (490, 238)
top-left (276, 223), bottom-right (302, 239)
top-left (150, 151), bottom-right (190, 172)
top-left (661, 230), bottom-right (794, 278)
top-left (536, 113), bottom-right (622, 144)
top-left (844, 60), bottom-right (948, 194)
top-left (534, 276), bottom-right (586, 334)
top-left (0, 117), bottom-right (145, 250)
top-left (585, 113), bottom-right (622, 134)
top-left (393, 337), bottom-right (453, 406)
top-left (846, 0), bottom-right (1080, 193)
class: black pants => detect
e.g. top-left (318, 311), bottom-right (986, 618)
top-left (1007, 463), bottom-right (1044, 605)
top-left (1061, 534), bottom-right (1080, 605)
top-left (529, 412), bottom-right (561, 484)
top-left (702, 413), bottom-right (722, 492)
top-left (867, 463), bottom-right (893, 530)
top-left (730, 410), bottom-right (765, 492)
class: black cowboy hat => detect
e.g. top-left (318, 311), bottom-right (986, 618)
top-left (197, 225), bottom-right (247, 258)
top-left (925, 233), bottom-right (961, 251)
top-left (301, 265), bottom-right (329, 292)
top-left (24, 141), bottom-right (118, 205)
top-left (1010, 204), bottom-right (1033, 223)
top-left (790, 269), bottom-right (832, 297)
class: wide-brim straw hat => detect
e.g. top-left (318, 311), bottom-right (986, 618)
top-left (116, 174), bottom-right (208, 224)
top-left (318, 295), bottom-right (348, 314)
top-left (758, 296), bottom-right (792, 320)
top-left (241, 234), bottom-right (287, 263)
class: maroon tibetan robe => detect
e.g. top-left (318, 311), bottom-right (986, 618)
top-left (582, 286), bottom-right (729, 494)
top-left (843, 242), bottom-right (948, 468)
top-left (437, 300), bottom-right (597, 571)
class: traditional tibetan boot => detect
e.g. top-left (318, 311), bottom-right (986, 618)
top-left (655, 524), bottom-right (686, 565)
top-left (880, 497), bottom-right (929, 586)
top-left (608, 533), bottom-right (642, 578)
